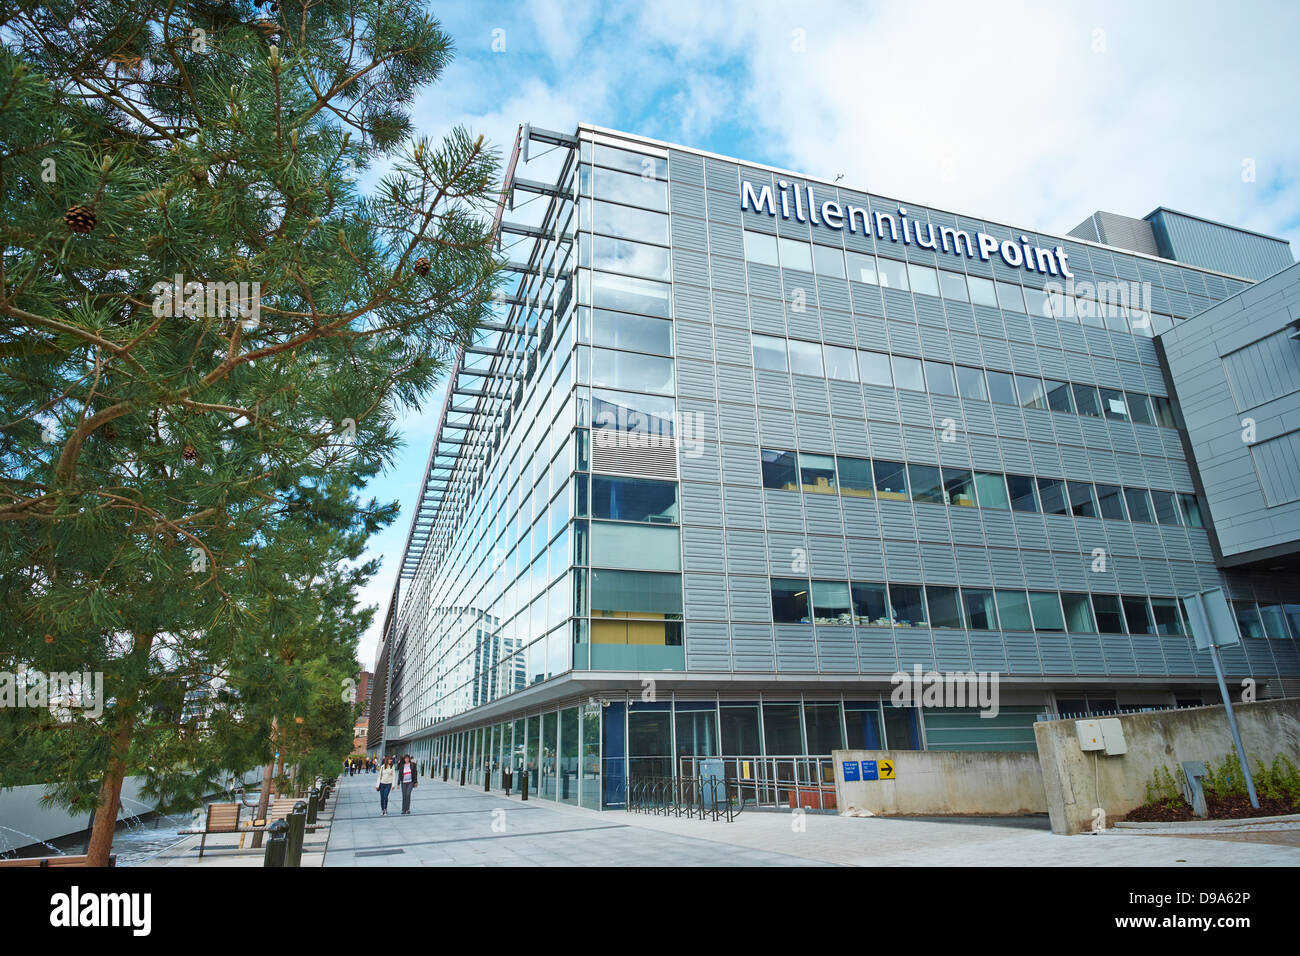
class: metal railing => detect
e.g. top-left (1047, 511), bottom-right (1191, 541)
top-left (720, 755), bottom-right (840, 811)
top-left (626, 774), bottom-right (743, 822)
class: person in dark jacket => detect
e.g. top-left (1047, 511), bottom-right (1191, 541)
top-left (397, 754), bottom-right (418, 814)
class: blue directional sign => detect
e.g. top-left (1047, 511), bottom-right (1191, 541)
top-left (861, 760), bottom-right (879, 781)
top-left (842, 760), bottom-right (860, 781)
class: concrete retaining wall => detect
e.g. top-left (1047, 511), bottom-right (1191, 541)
top-left (831, 749), bottom-right (1048, 816)
top-left (1033, 697), bottom-right (1300, 834)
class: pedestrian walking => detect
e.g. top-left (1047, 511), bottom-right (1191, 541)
top-left (376, 756), bottom-right (396, 815)
top-left (398, 754), bottom-right (418, 814)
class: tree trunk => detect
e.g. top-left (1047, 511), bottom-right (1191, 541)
top-left (85, 632), bottom-right (153, 867)
top-left (251, 718), bottom-right (277, 849)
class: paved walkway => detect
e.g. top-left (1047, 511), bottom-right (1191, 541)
top-left (322, 773), bottom-right (1300, 867)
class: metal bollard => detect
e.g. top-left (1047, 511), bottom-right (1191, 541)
top-left (307, 788), bottom-right (320, 825)
top-left (484, 764), bottom-right (491, 792)
top-left (503, 768), bottom-right (513, 795)
top-left (460, 765), bottom-right (466, 787)
top-left (443, 765), bottom-right (449, 782)
top-left (263, 819), bottom-right (289, 867)
top-left (520, 769), bottom-right (529, 801)
top-left (285, 802), bottom-right (307, 867)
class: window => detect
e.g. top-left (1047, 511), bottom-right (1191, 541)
top-left (1152, 395), bottom-right (1176, 428)
top-left (845, 251), bottom-right (878, 284)
top-left (908, 464), bottom-right (945, 504)
top-left (938, 271), bottom-right (968, 301)
top-left (777, 237), bottom-right (812, 272)
top-left (1151, 598), bottom-right (1184, 636)
top-left (799, 453), bottom-right (837, 494)
top-left (743, 231), bottom-right (779, 266)
top-left (1099, 387), bottom-right (1129, 421)
top-left (1067, 481), bottom-right (1098, 518)
top-left (1061, 593), bottom-right (1096, 632)
top-left (1092, 594), bottom-right (1125, 633)
top-left (590, 522), bottom-right (680, 571)
top-left (942, 468), bottom-right (976, 506)
top-left (907, 264), bottom-right (940, 297)
top-left (812, 244), bottom-right (845, 278)
top-left (967, 275), bottom-right (997, 307)
top-left (823, 344), bottom-right (859, 382)
top-left (956, 365), bottom-right (988, 401)
top-left (852, 582), bottom-right (890, 626)
top-left (1095, 484), bottom-right (1127, 520)
top-left (591, 348), bottom-right (674, 394)
top-left (962, 589), bottom-right (999, 629)
top-left (995, 281), bottom-right (1026, 312)
top-left (811, 580), bottom-right (852, 625)
top-left (996, 590), bottom-right (1032, 630)
top-left (974, 471), bottom-right (1009, 509)
top-left (888, 584), bottom-right (927, 626)
top-left (837, 456), bottom-right (874, 497)
top-left (1006, 474), bottom-right (1039, 512)
top-left (1177, 493), bottom-right (1204, 528)
top-left (592, 272), bottom-right (670, 317)
top-left (858, 350), bottom-right (892, 386)
top-left (1072, 383), bottom-right (1102, 418)
top-left (986, 370), bottom-right (1018, 404)
top-left (1127, 392), bottom-right (1154, 425)
top-left (788, 339), bottom-right (824, 377)
top-left (592, 389), bottom-right (675, 436)
top-left (593, 309), bottom-right (672, 355)
top-left (1036, 477), bottom-right (1068, 515)
top-left (591, 476), bottom-right (678, 523)
top-left (876, 257), bottom-right (910, 290)
top-left (1259, 604), bottom-right (1290, 639)
top-left (924, 361), bottom-right (957, 396)
top-left (1122, 596), bottom-right (1155, 635)
top-left (1045, 380), bottom-right (1074, 413)
top-left (593, 145), bottom-right (666, 179)
top-left (761, 449), bottom-right (799, 491)
top-left (1124, 487), bottom-right (1154, 523)
top-left (1150, 490), bottom-right (1180, 525)
top-left (927, 586), bottom-right (964, 628)
top-left (592, 236), bottom-right (670, 280)
top-left (873, 460), bottom-right (908, 499)
top-left (1023, 287), bottom-right (1052, 318)
top-left (1233, 602), bottom-right (1265, 639)
top-left (771, 578), bottom-right (809, 623)
top-left (892, 354), bottom-right (925, 391)
top-left (1016, 375), bottom-right (1047, 410)
top-left (1029, 591), bottom-right (1065, 632)
top-left (752, 333), bottom-right (788, 371)
top-left (590, 568), bottom-right (682, 626)
top-left (593, 200), bottom-right (668, 244)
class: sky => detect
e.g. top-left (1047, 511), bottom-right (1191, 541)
top-left (353, 0), bottom-right (1300, 669)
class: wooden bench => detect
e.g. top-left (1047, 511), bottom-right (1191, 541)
top-left (0, 854), bottom-right (115, 867)
top-left (244, 798), bottom-right (326, 833)
top-left (177, 802), bottom-right (242, 858)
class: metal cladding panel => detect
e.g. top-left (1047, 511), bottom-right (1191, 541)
top-left (895, 632), bottom-right (937, 670)
top-left (683, 571), bottom-right (728, 620)
top-left (722, 485), bottom-right (764, 529)
top-left (679, 439), bottom-right (720, 483)
top-left (682, 525), bottom-right (726, 572)
top-left (857, 629), bottom-right (897, 671)
top-left (774, 625), bottom-right (817, 671)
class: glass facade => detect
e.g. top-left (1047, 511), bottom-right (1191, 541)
top-left (378, 125), bottom-right (1300, 807)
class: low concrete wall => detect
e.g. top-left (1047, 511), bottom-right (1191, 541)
top-left (1034, 697), bottom-right (1300, 835)
top-left (831, 750), bottom-right (1048, 816)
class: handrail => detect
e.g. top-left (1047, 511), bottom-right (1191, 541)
top-left (625, 773), bottom-right (740, 822)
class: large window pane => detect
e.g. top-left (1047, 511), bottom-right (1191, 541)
top-left (938, 270), bottom-right (968, 301)
top-left (888, 584), bottom-right (927, 627)
top-left (752, 333), bottom-right (788, 371)
top-left (1124, 486), bottom-right (1154, 523)
top-left (858, 350), bottom-right (892, 386)
top-left (876, 257), bottom-right (910, 290)
top-left (1029, 591), bottom-right (1065, 632)
top-left (743, 231), bottom-right (779, 266)
top-left (873, 460), bottom-right (908, 499)
top-left (812, 244), bottom-right (846, 278)
top-left (1092, 594), bottom-right (1125, 633)
top-left (799, 453), bottom-right (837, 494)
top-left (761, 449), bottom-right (799, 491)
top-left (593, 309), bottom-right (672, 355)
top-left (1123, 596), bottom-right (1155, 635)
top-left (927, 586), bottom-right (964, 628)
top-left (974, 471), bottom-right (1009, 509)
top-left (593, 144), bottom-right (666, 179)
top-left (1233, 601), bottom-right (1265, 639)
top-left (1151, 598), bottom-right (1184, 636)
top-left (924, 361), bottom-right (957, 395)
top-left (811, 580), bottom-right (852, 625)
top-left (942, 467), bottom-right (976, 506)
top-left (1016, 375), bottom-right (1047, 410)
top-left (594, 200), bottom-right (668, 244)
top-left (967, 275), bottom-right (997, 307)
top-left (962, 589), bottom-right (999, 630)
top-left (1177, 493), bottom-right (1204, 528)
top-left (592, 272), bottom-right (670, 317)
top-left (996, 590), bottom-right (1032, 630)
top-left (763, 703), bottom-right (804, 754)
top-left (592, 476), bottom-right (678, 523)
top-left (845, 251), bottom-right (878, 284)
top-left (1096, 484), bottom-right (1127, 520)
top-left (590, 569), bottom-right (682, 614)
top-left (804, 703), bottom-right (845, 755)
top-left (590, 523), bottom-right (680, 571)
top-left (986, 369), bottom-right (1018, 404)
top-left (592, 167), bottom-right (667, 210)
top-left (592, 389), bottom-right (675, 437)
top-left (1045, 380), bottom-right (1074, 413)
top-left (1067, 481), bottom-right (1098, 518)
top-left (892, 354), bottom-right (925, 391)
top-left (1072, 383), bottom-right (1103, 417)
top-left (1061, 593), bottom-right (1096, 632)
top-left (788, 339), bottom-right (824, 377)
top-left (1127, 392), bottom-right (1154, 425)
top-left (591, 347), bottom-right (674, 393)
top-left (1100, 387), bottom-right (1129, 421)
top-left (824, 344), bottom-right (860, 382)
top-left (1151, 490), bottom-right (1180, 525)
top-left (851, 582), bottom-right (890, 626)
top-left (907, 264), bottom-right (940, 296)
top-left (955, 365), bottom-right (988, 400)
top-left (1036, 477), bottom-right (1068, 515)
top-left (592, 236), bottom-right (670, 280)
top-left (771, 578), bottom-right (810, 623)
top-left (995, 281), bottom-right (1026, 312)
top-left (909, 464), bottom-right (945, 504)
top-left (837, 456), bottom-right (874, 497)
top-left (777, 237), bottom-right (812, 272)
top-left (1007, 474), bottom-right (1039, 512)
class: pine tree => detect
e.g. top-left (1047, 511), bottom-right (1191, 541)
top-left (0, 1), bottom-right (502, 864)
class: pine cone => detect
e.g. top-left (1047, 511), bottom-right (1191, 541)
top-left (183, 444), bottom-right (198, 461)
top-left (252, 18), bottom-right (280, 40)
top-left (64, 205), bottom-right (97, 233)
top-left (413, 256), bottom-right (431, 276)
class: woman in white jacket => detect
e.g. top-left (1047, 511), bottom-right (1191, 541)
top-left (376, 756), bottom-right (396, 815)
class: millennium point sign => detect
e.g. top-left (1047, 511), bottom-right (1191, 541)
top-left (740, 179), bottom-right (1076, 279)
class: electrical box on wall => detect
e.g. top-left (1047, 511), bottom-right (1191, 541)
top-left (1075, 720), bottom-right (1103, 751)
top-left (1099, 718), bottom-right (1127, 755)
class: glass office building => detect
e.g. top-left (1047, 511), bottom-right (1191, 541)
top-left (371, 124), bottom-right (1300, 809)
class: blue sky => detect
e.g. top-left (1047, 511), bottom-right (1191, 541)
top-left (354, 0), bottom-right (1300, 667)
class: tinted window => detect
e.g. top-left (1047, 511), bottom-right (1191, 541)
top-left (787, 339), bottom-right (823, 376)
top-left (771, 578), bottom-right (809, 623)
top-left (592, 476), bottom-right (678, 523)
top-left (1095, 484), bottom-right (1127, 520)
top-left (858, 351), bottom-right (892, 386)
top-left (1072, 383), bottom-right (1102, 417)
top-left (987, 370), bottom-right (1018, 404)
top-left (892, 355), bottom-right (925, 391)
top-left (1006, 474), bottom-right (1038, 512)
top-left (761, 449), bottom-right (798, 490)
top-left (1036, 477), bottom-right (1068, 515)
top-left (1124, 487), bottom-right (1154, 522)
top-left (837, 457), bottom-right (873, 497)
top-left (924, 361), bottom-right (957, 396)
top-left (1045, 380), bottom-right (1073, 413)
top-left (955, 365), bottom-right (988, 400)
top-left (752, 333), bottom-right (787, 371)
top-left (873, 460), bottom-right (908, 498)
top-left (1016, 375), bottom-right (1047, 410)
top-left (908, 464), bottom-right (945, 504)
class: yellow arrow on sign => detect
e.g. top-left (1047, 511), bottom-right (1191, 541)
top-left (879, 760), bottom-right (895, 779)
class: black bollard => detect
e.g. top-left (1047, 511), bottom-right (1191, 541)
top-left (460, 765), bottom-right (466, 787)
top-left (520, 769), bottom-right (529, 801)
top-left (286, 801), bottom-right (307, 867)
top-left (443, 765), bottom-right (449, 782)
top-left (306, 788), bottom-right (319, 825)
top-left (263, 819), bottom-right (288, 867)
top-left (484, 764), bottom-right (491, 792)
top-left (503, 768), bottom-right (513, 796)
